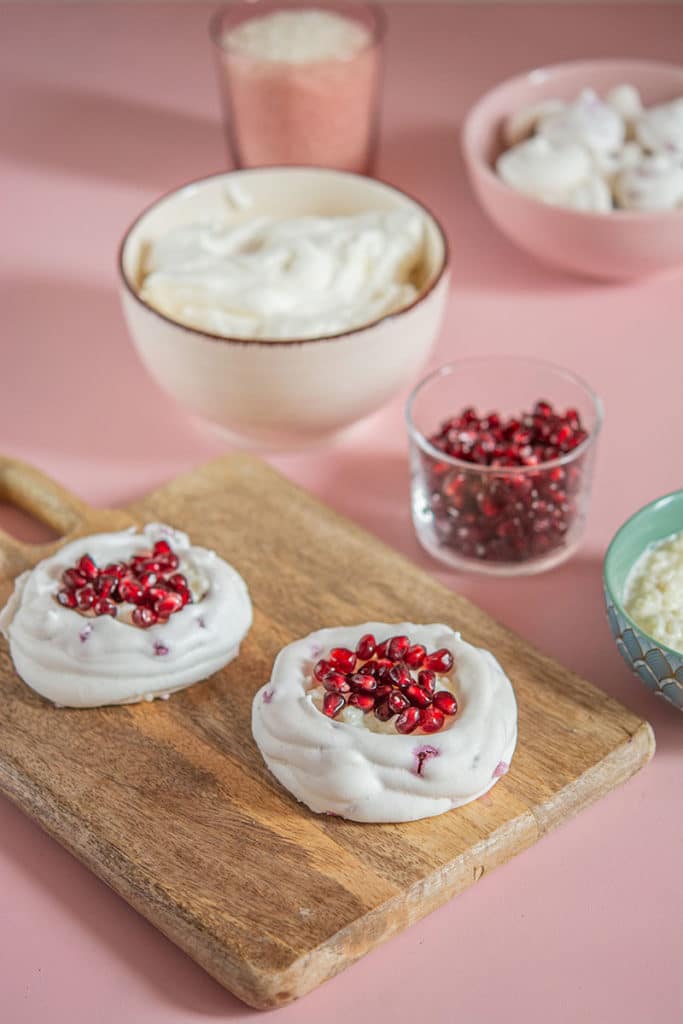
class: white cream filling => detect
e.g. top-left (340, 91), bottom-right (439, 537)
top-left (0, 524), bottom-right (252, 708)
top-left (624, 530), bottom-right (683, 653)
top-left (138, 210), bottom-right (425, 340)
top-left (252, 622), bottom-right (518, 823)
top-left (224, 9), bottom-right (370, 64)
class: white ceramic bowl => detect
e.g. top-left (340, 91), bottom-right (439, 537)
top-left (119, 167), bottom-right (449, 448)
top-left (462, 59), bottom-right (683, 280)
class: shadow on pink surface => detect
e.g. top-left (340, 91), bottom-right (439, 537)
top-left (0, 797), bottom-right (246, 1016)
top-left (0, 82), bottom-right (224, 189)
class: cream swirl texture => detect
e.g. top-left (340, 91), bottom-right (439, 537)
top-left (0, 524), bottom-right (252, 707)
top-left (252, 622), bottom-right (517, 823)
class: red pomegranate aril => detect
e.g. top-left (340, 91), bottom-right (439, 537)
top-left (404, 644), bottom-right (426, 668)
top-left (395, 707), bottom-right (421, 734)
top-left (375, 639), bottom-right (390, 659)
top-left (417, 669), bottom-right (436, 694)
top-left (314, 659), bottom-right (332, 681)
top-left (158, 552), bottom-right (180, 572)
top-left (349, 692), bottom-right (375, 712)
top-left (329, 647), bottom-right (357, 673)
top-left (76, 585), bottom-right (96, 610)
top-left (423, 648), bottom-right (454, 673)
top-left (139, 571), bottom-right (158, 590)
top-left (374, 659), bottom-right (393, 682)
top-left (119, 577), bottom-right (145, 604)
top-left (132, 606), bottom-right (157, 628)
top-left (153, 539), bottom-right (172, 556)
top-left (63, 569), bottom-right (87, 590)
top-left (374, 701), bottom-right (395, 722)
top-left (57, 588), bottom-right (77, 608)
top-left (419, 707), bottom-right (445, 733)
top-left (348, 673), bottom-right (377, 694)
top-left (323, 692), bottom-right (345, 718)
top-left (433, 690), bottom-right (458, 715)
top-left (375, 684), bottom-right (393, 701)
top-left (404, 683), bottom-right (432, 709)
top-left (388, 690), bottom-right (410, 714)
top-left (155, 591), bottom-right (184, 616)
top-left (168, 573), bottom-right (189, 592)
top-left (356, 633), bottom-right (376, 660)
top-left (78, 555), bottom-right (98, 581)
top-left (93, 597), bottom-right (117, 617)
top-left (103, 562), bottom-right (126, 579)
top-left (323, 672), bottom-right (350, 694)
top-left (389, 665), bottom-right (412, 689)
top-left (387, 635), bottom-right (410, 662)
top-left (140, 560), bottom-right (163, 575)
top-left (95, 574), bottom-right (117, 598)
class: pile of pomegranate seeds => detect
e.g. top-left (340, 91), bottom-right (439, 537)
top-left (314, 633), bottom-right (458, 735)
top-left (423, 400), bottom-right (590, 564)
top-left (56, 539), bottom-right (192, 627)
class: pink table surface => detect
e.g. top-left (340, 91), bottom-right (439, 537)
top-left (1, 3), bottom-right (682, 1021)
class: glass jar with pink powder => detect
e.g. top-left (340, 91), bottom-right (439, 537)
top-left (210, 1), bottom-right (384, 173)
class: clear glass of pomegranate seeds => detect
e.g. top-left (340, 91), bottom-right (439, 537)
top-left (406, 357), bottom-right (603, 576)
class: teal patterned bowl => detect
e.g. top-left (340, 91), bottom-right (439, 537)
top-left (604, 489), bottom-right (683, 711)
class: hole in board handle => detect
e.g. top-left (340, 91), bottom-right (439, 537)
top-left (0, 504), bottom-right (62, 545)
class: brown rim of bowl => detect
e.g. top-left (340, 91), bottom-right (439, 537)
top-left (209, 1), bottom-right (387, 59)
top-left (117, 166), bottom-right (450, 348)
top-left (461, 57), bottom-right (683, 224)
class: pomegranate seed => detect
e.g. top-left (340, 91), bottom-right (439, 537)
top-left (155, 591), bottom-right (184, 616)
top-left (387, 635), bottom-right (410, 662)
top-left (168, 573), bottom-right (189, 592)
top-left (103, 562), bottom-right (126, 579)
top-left (358, 662), bottom-right (377, 676)
top-left (140, 560), bottom-right (163, 575)
top-left (153, 539), bottom-right (172, 556)
top-left (374, 701), bottom-right (394, 722)
top-left (63, 569), bottom-right (86, 590)
top-left (314, 659), bottom-right (332, 681)
top-left (534, 400), bottom-right (552, 419)
top-left (323, 672), bottom-right (350, 694)
top-left (419, 707), bottom-right (445, 733)
top-left (388, 665), bottom-right (412, 689)
top-left (404, 644), bottom-right (426, 668)
top-left (348, 673), bottom-right (377, 694)
top-left (433, 690), bottom-right (458, 715)
top-left (388, 690), bottom-right (410, 714)
top-left (356, 633), bottom-right (376, 660)
top-left (157, 552), bottom-right (180, 571)
top-left (139, 571), bottom-right (158, 590)
top-left (56, 588), bottom-right (77, 608)
top-left (374, 659), bottom-right (393, 682)
top-left (375, 684), bottom-right (393, 701)
top-left (375, 639), bottom-right (390, 659)
top-left (323, 692), bottom-right (345, 718)
top-left (78, 555), bottom-right (98, 581)
top-left (404, 684), bottom-right (432, 709)
top-left (423, 648), bottom-right (454, 673)
top-left (146, 586), bottom-right (169, 606)
top-left (175, 586), bottom-right (192, 606)
top-left (349, 692), bottom-right (375, 712)
top-left (119, 577), bottom-right (145, 604)
top-left (76, 585), bottom-right (96, 610)
top-left (93, 597), bottom-right (117, 617)
top-left (418, 669), bottom-right (436, 694)
top-left (329, 647), bottom-right (356, 673)
top-left (132, 606), bottom-right (157, 628)
top-left (95, 574), bottom-right (117, 598)
top-left (395, 707), bottom-right (420, 734)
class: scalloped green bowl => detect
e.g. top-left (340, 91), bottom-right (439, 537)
top-left (604, 489), bottom-right (683, 711)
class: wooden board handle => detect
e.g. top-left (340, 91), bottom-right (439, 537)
top-left (0, 456), bottom-right (136, 578)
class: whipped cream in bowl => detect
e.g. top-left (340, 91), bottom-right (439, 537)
top-left (119, 168), bottom-right (449, 448)
top-left (252, 622), bottom-right (518, 823)
top-left (0, 523), bottom-right (252, 707)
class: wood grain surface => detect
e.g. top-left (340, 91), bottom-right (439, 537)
top-left (0, 455), bottom-right (655, 1008)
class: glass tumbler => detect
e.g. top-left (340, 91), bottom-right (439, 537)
top-left (209, 0), bottom-right (384, 172)
top-left (406, 357), bottom-right (604, 576)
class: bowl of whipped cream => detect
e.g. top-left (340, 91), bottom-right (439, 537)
top-left (119, 167), bottom-right (449, 447)
top-left (604, 488), bottom-right (683, 712)
top-left (462, 59), bottom-right (683, 280)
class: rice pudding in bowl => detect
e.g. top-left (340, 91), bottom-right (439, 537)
top-left (604, 488), bottom-right (683, 711)
top-left (119, 167), bottom-right (449, 449)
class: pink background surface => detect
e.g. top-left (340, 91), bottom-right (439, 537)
top-left (1, 3), bottom-right (681, 1021)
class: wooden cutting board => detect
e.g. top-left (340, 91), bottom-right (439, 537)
top-left (0, 454), bottom-right (654, 1009)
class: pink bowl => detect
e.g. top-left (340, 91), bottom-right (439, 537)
top-left (462, 59), bottom-right (683, 281)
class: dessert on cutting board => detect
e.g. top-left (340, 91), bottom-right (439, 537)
top-left (0, 523), bottom-right (252, 707)
top-left (497, 84), bottom-right (683, 211)
top-left (252, 622), bottom-right (518, 823)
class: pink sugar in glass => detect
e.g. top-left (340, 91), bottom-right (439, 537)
top-left (210, 1), bottom-right (384, 173)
